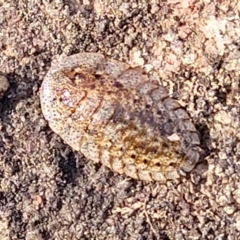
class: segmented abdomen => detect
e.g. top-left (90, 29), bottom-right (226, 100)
top-left (40, 53), bottom-right (202, 181)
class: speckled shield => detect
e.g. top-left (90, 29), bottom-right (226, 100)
top-left (40, 52), bottom-right (203, 181)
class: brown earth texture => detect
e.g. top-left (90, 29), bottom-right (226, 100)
top-left (1, 0), bottom-right (240, 239)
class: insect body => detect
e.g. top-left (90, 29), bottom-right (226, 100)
top-left (40, 53), bottom-right (202, 181)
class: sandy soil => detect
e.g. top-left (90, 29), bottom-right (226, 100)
top-left (0, 0), bottom-right (240, 239)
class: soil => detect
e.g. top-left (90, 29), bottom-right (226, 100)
top-left (0, 0), bottom-right (240, 239)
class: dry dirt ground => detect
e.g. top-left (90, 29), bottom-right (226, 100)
top-left (0, 0), bottom-right (240, 239)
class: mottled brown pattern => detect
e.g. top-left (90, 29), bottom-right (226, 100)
top-left (40, 53), bottom-right (203, 181)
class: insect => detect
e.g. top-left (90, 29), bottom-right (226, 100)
top-left (40, 53), bottom-right (203, 181)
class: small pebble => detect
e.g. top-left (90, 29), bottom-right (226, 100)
top-left (0, 73), bottom-right (9, 99)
